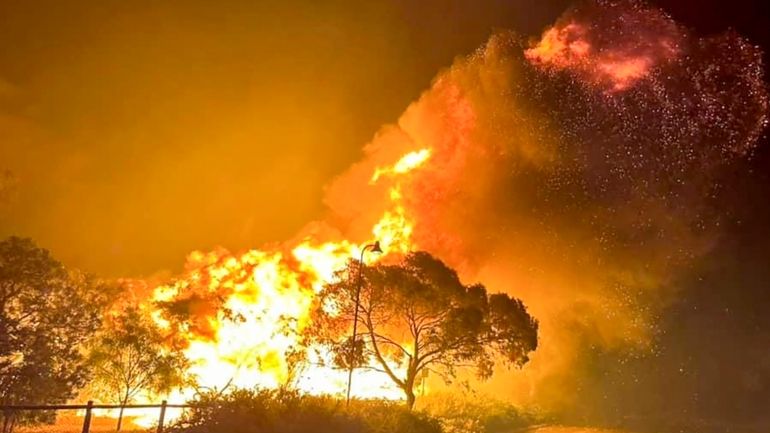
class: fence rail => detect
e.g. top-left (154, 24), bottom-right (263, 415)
top-left (1, 400), bottom-right (196, 433)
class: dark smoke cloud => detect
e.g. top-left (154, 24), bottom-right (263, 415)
top-left (326, 0), bottom-right (768, 421)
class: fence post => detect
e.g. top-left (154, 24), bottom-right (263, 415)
top-left (156, 400), bottom-right (167, 433)
top-left (81, 400), bottom-right (93, 433)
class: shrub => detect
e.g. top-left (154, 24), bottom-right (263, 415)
top-left (346, 400), bottom-right (442, 433)
top-left (418, 391), bottom-right (545, 433)
top-left (167, 389), bottom-right (442, 433)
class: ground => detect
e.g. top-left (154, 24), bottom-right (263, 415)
top-left (16, 419), bottom-right (631, 433)
top-left (16, 415), bottom-right (145, 433)
top-left (523, 428), bottom-right (628, 433)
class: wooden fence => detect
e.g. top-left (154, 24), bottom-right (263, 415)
top-left (0, 401), bottom-right (194, 433)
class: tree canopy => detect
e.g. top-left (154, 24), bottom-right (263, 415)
top-left (88, 306), bottom-right (189, 430)
top-left (0, 237), bottom-right (115, 432)
top-left (313, 251), bottom-right (538, 409)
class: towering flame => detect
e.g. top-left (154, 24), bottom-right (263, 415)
top-left (137, 143), bottom-right (433, 415)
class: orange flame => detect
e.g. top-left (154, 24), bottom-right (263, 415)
top-left (120, 145), bottom-right (434, 426)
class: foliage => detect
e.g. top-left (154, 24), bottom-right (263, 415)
top-left (418, 391), bottom-right (548, 433)
top-left (312, 251), bottom-right (538, 409)
top-left (348, 400), bottom-right (442, 433)
top-left (167, 388), bottom-right (442, 433)
top-left (87, 306), bottom-right (189, 430)
top-left (0, 237), bottom-right (116, 432)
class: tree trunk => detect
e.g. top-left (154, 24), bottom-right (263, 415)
top-left (403, 365), bottom-right (417, 411)
top-left (405, 389), bottom-right (416, 411)
top-left (117, 388), bottom-right (131, 432)
top-left (116, 404), bottom-right (125, 431)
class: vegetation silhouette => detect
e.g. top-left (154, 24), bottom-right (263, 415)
top-left (313, 251), bottom-right (538, 409)
top-left (87, 307), bottom-right (189, 431)
top-left (0, 237), bottom-right (115, 433)
top-left (167, 388), bottom-right (442, 433)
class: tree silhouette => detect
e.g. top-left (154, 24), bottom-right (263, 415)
top-left (314, 251), bottom-right (538, 409)
top-left (0, 237), bottom-right (114, 433)
top-left (88, 306), bottom-right (188, 431)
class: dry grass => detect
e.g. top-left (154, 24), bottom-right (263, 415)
top-left (16, 415), bottom-right (147, 433)
top-left (524, 428), bottom-right (631, 433)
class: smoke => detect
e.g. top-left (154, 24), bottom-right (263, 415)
top-left (525, 0), bottom-right (685, 92)
top-left (324, 0), bottom-right (768, 415)
top-left (0, 170), bottom-right (17, 208)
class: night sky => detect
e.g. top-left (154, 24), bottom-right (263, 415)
top-left (623, 0), bottom-right (770, 428)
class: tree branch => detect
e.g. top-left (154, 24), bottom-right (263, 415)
top-left (363, 315), bottom-right (405, 388)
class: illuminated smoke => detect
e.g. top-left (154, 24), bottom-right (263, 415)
top-left (525, 0), bottom-right (685, 92)
top-left (326, 0), bottom-right (768, 412)
top-left (0, 169), bottom-right (17, 207)
top-left (131, 0), bottom-right (768, 420)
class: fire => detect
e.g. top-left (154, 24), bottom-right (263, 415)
top-left (371, 148), bottom-right (431, 254)
top-left (371, 148), bottom-right (432, 182)
top-left (95, 2), bottom-right (769, 428)
top-left (114, 146), bottom-right (433, 426)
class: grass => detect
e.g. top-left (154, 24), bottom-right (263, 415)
top-left (418, 391), bottom-right (547, 433)
top-left (16, 414), bottom-right (146, 433)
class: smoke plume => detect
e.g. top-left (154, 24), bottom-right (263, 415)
top-left (324, 0), bottom-right (768, 415)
